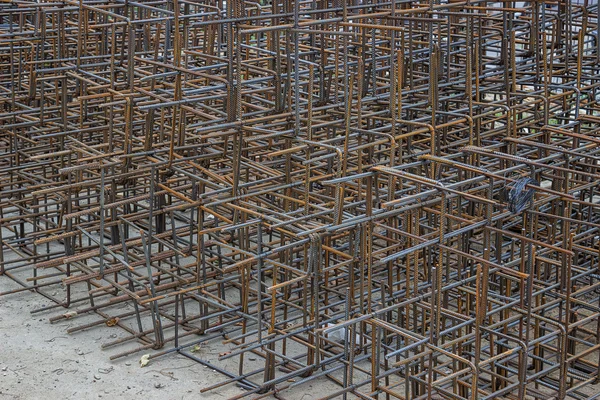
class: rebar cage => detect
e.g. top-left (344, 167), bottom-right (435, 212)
top-left (2, 0), bottom-right (600, 399)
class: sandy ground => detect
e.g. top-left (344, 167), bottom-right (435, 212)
top-left (0, 281), bottom-right (248, 400)
top-left (6, 272), bottom-right (599, 400)
top-left (0, 278), bottom-right (335, 400)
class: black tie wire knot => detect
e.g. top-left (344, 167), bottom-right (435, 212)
top-left (506, 177), bottom-right (539, 214)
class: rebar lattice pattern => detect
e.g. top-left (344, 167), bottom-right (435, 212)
top-left (2, 0), bottom-right (600, 399)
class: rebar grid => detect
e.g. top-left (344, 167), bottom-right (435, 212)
top-left (2, 0), bottom-right (600, 399)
